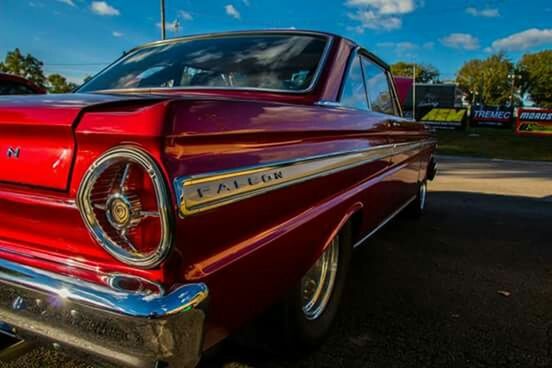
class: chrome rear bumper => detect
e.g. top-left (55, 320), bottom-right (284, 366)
top-left (0, 257), bottom-right (208, 368)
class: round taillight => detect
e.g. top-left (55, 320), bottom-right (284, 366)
top-left (77, 146), bottom-right (173, 268)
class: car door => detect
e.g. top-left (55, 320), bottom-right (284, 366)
top-left (338, 51), bottom-right (397, 234)
top-left (358, 53), bottom-right (419, 210)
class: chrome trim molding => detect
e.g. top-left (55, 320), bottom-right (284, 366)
top-left (76, 146), bottom-right (173, 269)
top-left (81, 32), bottom-right (334, 96)
top-left (353, 195), bottom-right (416, 249)
top-left (175, 139), bottom-right (436, 216)
top-left (0, 257), bottom-right (208, 368)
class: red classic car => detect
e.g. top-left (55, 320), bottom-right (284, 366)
top-left (0, 30), bottom-right (436, 367)
top-left (0, 73), bottom-right (46, 95)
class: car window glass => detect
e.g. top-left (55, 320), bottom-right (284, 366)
top-left (361, 57), bottom-right (396, 115)
top-left (340, 55), bottom-right (368, 110)
top-left (78, 35), bottom-right (328, 92)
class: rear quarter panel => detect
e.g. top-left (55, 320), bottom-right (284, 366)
top-left (162, 98), bottom-right (430, 347)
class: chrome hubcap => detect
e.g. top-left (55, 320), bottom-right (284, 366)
top-left (301, 236), bottom-right (339, 320)
top-left (419, 182), bottom-right (427, 211)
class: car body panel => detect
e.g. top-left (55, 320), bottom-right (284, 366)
top-left (0, 30), bottom-right (436, 363)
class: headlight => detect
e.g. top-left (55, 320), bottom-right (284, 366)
top-left (77, 146), bottom-right (173, 269)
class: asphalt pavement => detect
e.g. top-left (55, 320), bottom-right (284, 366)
top-left (1, 155), bottom-right (551, 368)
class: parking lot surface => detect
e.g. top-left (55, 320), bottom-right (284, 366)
top-left (1, 156), bottom-right (552, 368)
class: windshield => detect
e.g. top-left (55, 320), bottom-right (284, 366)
top-left (78, 34), bottom-right (330, 93)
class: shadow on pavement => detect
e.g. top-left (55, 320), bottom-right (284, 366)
top-left (200, 191), bottom-right (552, 368)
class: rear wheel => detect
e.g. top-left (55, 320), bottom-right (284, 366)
top-left (275, 223), bottom-right (352, 350)
top-left (406, 180), bottom-right (427, 218)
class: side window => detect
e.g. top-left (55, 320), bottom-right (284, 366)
top-left (340, 55), bottom-right (369, 110)
top-left (361, 57), bottom-right (396, 115)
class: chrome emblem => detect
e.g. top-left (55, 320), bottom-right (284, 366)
top-left (6, 147), bottom-right (20, 159)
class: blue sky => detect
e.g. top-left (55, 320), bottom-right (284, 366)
top-left (1, 0), bottom-right (551, 83)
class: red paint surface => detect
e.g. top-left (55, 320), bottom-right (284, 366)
top-left (394, 76), bottom-right (414, 106)
top-left (0, 33), bottom-right (435, 349)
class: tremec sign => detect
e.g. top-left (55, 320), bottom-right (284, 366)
top-left (516, 108), bottom-right (552, 136)
top-left (471, 106), bottom-right (513, 128)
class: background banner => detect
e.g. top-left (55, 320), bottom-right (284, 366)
top-left (420, 108), bottom-right (467, 130)
top-left (471, 106), bottom-right (513, 128)
top-left (516, 108), bottom-right (552, 136)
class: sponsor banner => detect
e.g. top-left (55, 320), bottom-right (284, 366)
top-left (420, 108), bottom-right (467, 130)
top-left (471, 106), bottom-right (513, 128)
top-left (516, 108), bottom-right (552, 136)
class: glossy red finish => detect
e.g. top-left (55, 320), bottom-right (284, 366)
top-left (0, 31), bottom-right (435, 351)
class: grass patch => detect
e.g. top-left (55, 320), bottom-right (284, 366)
top-left (436, 127), bottom-right (552, 162)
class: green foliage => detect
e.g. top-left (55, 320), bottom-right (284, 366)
top-left (0, 48), bottom-right (81, 93)
top-left (456, 53), bottom-right (514, 106)
top-left (390, 62), bottom-right (440, 83)
top-left (518, 50), bottom-right (552, 108)
top-left (47, 73), bottom-right (77, 93)
top-left (0, 48), bottom-right (46, 87)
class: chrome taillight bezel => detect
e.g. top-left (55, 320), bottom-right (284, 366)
top-left (76, 146), bottom-right (173, 269)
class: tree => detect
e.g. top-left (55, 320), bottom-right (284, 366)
top-left (0, 48), bottom-right (46, 87)
top-left (456, 53), bottom-right (514, 106)
top-left (518, 50), bottom-right (552, 108)
top-left (390, 62), bottom-right (440, 83)
top-left (47, 73), bottom-right (77, 93)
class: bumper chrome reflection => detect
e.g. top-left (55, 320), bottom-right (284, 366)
top-left (0, 257), bottom-right (208, 368)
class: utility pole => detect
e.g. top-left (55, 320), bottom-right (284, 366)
top-left (412, 64), bottom-right (416, 120)
top-left (160, 0), bottom-right (166, 40)
top-left (508, 73), bottom-right (521, 107)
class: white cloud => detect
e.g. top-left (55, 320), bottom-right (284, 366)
top-left (57, 0), bottom-right (75, 6)
top-left (377, 41), bottom-right (416, 51)
top-left (422, 41), bottom-right (434, 49)
top-left (225, 4), bottom-right (240, 19)
top-left (441, 33), bottom-right (480, 50)
top-left (465, 7), bottom-right (499, 17)
top-left (157, 20), bottom-right (181, 33)
top-left (376, 40), bottom-right (433, 56)
top-left (179, 10), bottom-right (193, 21)
top-left (346, 0), bottom-right (415, 32)
top-left (490, 28), bottom-right (552, 51)
top-left (112, 31), bottom-right (124, 37)
top-left (346, 0), bottom-right (414, 14)
top-left (90, 1), bottom-right (119, 16)
top-left (242, 0), bottom-right (251, 6)
top-left (348, 10), bottom-right (402, 32)
top-left (379, 42), bottom-right (415, 58)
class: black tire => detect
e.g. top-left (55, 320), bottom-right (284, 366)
top-left (271, 223), bottom-right (353, 351)
top-left (406, 180), bottom-right (428, 218)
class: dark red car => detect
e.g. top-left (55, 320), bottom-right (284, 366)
top-left (0, 30), bottom-right (436, 368)
top-left (0, 73), bottom-right (46, 95)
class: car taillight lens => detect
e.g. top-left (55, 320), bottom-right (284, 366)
top-left (77, 146), bottom-right (173, 268)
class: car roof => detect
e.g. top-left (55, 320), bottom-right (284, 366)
top-left (137, 29), bottom-right (340, 49)
top-left (131, 29), bottom-right (389, 70)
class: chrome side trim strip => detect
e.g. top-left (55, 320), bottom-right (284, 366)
top-left (175, 139), bottom-right (435, 216)
top-left (353, 195), bottom-right (416, 249)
